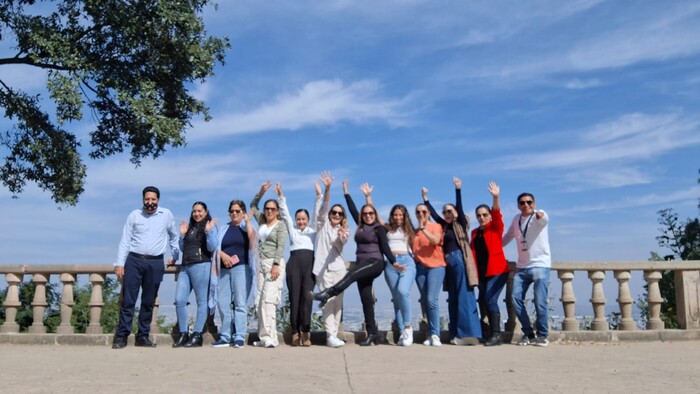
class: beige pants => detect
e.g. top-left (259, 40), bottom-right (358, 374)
top-left (318, 266), bottom-right (347, 338)
top-left (256, 258), bottom-right (286, 345)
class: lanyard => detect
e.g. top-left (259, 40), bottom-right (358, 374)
top-left (519, 213), bottom-right (534, 240)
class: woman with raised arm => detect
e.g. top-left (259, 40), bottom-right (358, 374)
top-left (309, 172), bottom-right (349, 348)
top-left (212, 200), bottom-right (255, 349)
top-left (250, 181), bottom-right (288, 348)
top-left (471, 182), bottom-right (509, 346)
top-left (422, 177), bottom-right (482, 344)
top-left (362, 184), bottom-right (417, 346)
top-left (309, 180), bottom-right (398, 346)
top-left (274, 180), bottom-right (322, 347)
top-left (413, 203), bottom-right (446, 346)
top-left (172, 202), bottom-right (218, 348)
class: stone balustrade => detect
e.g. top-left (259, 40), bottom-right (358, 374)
top-left (2, 261), bottom-right (700, 340)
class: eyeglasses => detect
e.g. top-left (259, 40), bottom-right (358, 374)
top-left (264, 207), bottom-right (278, 212)
top-left (415, 210), bottom-right (428, 214)
top-left (362, 211), bottom-right (376, 216)
top-left (518, 200), bottom-right (534, 206)
top-left (330, 210), bottom-right (344, 216)
top-left (229, 209), bottom-right (242, 214)
top-left (442, 209), bottom-right (455, 215)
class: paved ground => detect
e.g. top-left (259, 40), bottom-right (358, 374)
top-left (2, 341), bottom-right (699, 393)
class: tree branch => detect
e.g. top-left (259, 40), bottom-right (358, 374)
top-left (0, 56), bottom-right (74, 71)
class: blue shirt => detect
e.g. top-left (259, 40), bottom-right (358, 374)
top-left (115, 206), bottom-right (180, 266)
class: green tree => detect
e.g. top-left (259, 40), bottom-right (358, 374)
top-left (0, 0), bottom-right (229, 205)
top-left (71, 277), bottom-right (121, 333)
top-left (0, 281), bottom-right (61, 332)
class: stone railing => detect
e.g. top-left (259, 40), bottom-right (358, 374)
top-left (2, 261), bottom-right (700, 340)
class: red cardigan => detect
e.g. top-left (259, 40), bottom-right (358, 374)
top-left (470, 208), bottom-right (509, 277)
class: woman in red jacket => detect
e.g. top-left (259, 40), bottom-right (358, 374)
top-left (470, 181), bottom-right (509, 346)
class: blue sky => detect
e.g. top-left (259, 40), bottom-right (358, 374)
top-left (1, 1), bottom-right (699, 318)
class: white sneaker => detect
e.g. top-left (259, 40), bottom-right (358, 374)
top-left (253, 338), bottom-right (276, 348)
top-left (401, 327), bottom-right (413, 347)
top-left (423, 338), bottom-right (431, 346)
top-left (326, 336), bottom-right (345, 348)
top-left (430, 334), bottom-right (442, 347)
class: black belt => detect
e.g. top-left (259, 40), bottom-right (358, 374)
top-left (128, 252), bottom-right (164, 260)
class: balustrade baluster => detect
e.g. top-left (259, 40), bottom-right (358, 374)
top-left (57, 273), bottom-right (76, 334)
top-left (644, 270), bottom-right (664, 330)
top-left (589, 270), bottom-right (608, 331)
top-left (87, 274), bottom-right (105, 334)
top-left (28, 273), bottom-right (49, 333)
top-left (0, 273), bottom-right (23, 333)
top-left (614, 270), bottom-right (635, 330)
top-left (558, 270), bottom-right (578, 331)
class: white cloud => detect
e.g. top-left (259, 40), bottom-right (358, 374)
top-left (188, 79), bottom-right (413, 141)
top-left (499, 112), bottom-right (700, 170)
top-left (553, 186), bottom-right (700, 216)
top-left (564, 78), bottom-right (603, 90)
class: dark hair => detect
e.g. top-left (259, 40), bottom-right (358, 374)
top-left (261, 199), bottom-right (280, 224)
top-left (517, 193), bottom-right (535, 203)
top-left (475, 204), bottom-right (491, 216)
top-left (386, 204), bottom-right (415, 247)
top-left (228, 200), bottom-right (246, 213)
top-left (295, 208), bottom-right (309, 220)
top-left (142, 186), bottom-right (160, 199)
top-left (188, 201), bottom-right (212, 229)
top-left (359, 203), bottom-right (378, 227)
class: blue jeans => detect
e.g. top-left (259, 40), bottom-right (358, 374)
top-left (217, 263), bottom-right (252, 342)
top-left (415, 264), bottom-right (445, 336)
top-left (384, 254), bottom-right (416, 328)
top-left (175, 261), bottom-right (212, 333)
top-left (478, 272), bottom-right (508, 313)
top-left (444, 249), bottom-right (482, 339)
top-left (512, 267), bottom-right (550, 338)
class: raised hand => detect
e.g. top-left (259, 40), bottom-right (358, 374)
top-left (274, 182), bottom-right (283, 197)
top-left (343, 179), bottom-right (350, 194)
top-left (453, 177), bottom-right (462, 190)
top-left (359, 182), bottom-right (373, 197)
top-left (421, 187), bottom-right (429, 201)
top-left (179, 220), bottom-right (188, 236)
top-left (205, 218), bottom-right (218, 233)
top-left (321, 171), bottom-right (333, 188)
top-left (259, 180), bottom-right (272, 195)
top-left (488, 181), bottom-right (499, 197)
top-left (315, 182), bottom-right (322, 197)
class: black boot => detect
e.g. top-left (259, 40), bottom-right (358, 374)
top-left (172, 332), bottom-right (190, 348)
top-left (184, 332), bottom-right (203, 347)
top-left (358, 333), bottom-right (379, 346)
top-left (484, 312), bottom-right (503, 347)
top-left (307, 288), bottom-right (337, 308)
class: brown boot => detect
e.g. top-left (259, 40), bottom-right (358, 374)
top-left (292, 332), bottom-right (300, 347)
top-left (301, 332), bottom-right (311, 347)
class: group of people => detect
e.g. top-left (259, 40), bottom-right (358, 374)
top-left (111, 174), bottom-right (551, 349)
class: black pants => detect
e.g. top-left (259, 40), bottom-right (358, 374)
top-left (286, 249), bottom-right (315, 333)
top-left (332, 258), bottom-right (384, 334)
top-left (116, 254), bottom-right (165, 338)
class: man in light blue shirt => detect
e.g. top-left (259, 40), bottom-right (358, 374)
top-left (112, 186), bottom-right (179, 349)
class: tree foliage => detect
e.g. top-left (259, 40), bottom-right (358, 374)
top-left (0, 281), bottom-right (61, 332)
top-left (0, 0), bottom-right (229, 204)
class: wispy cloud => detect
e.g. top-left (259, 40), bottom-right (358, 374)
top-left (564, 78), bottom-right (603, 90)
top-left (553, 186), bottom-right (700, 216)
top-left (499, 112), bottom-right (700, 170)
top-left (188, 79), bottom-right (414, 141)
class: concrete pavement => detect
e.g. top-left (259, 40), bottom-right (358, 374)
top-left (2, 341), bottom-right (699, 393)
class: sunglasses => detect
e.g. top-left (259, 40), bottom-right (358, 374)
top-left (442, 209), bottom-right (455, 215)
top-left (415, 209), bottom-right (428, 214)
top-left (518, 200), bottom-right (534, 206)
top-left (264, 207), bottom-right (278, 211)
top-left (229, 209), bottom-right (242, 214)
top-left (362, 211), bottom-right (376, 216)
top-left (330, 210), bottom-right (344, 216)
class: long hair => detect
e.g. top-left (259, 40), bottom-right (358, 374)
top-left (329, 203), bottom-right (348, 229)
top-left (188, 201), bottom-right (212, 230)
top-left (260, 199), bottom-right (280, 224)
top-left (386, 204), bottom-right (415, 247)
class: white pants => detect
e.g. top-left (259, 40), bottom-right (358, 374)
top-left (318, 266), bottom-right (347, 338)
top-left (256, 258), bottom-right (285, 345)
